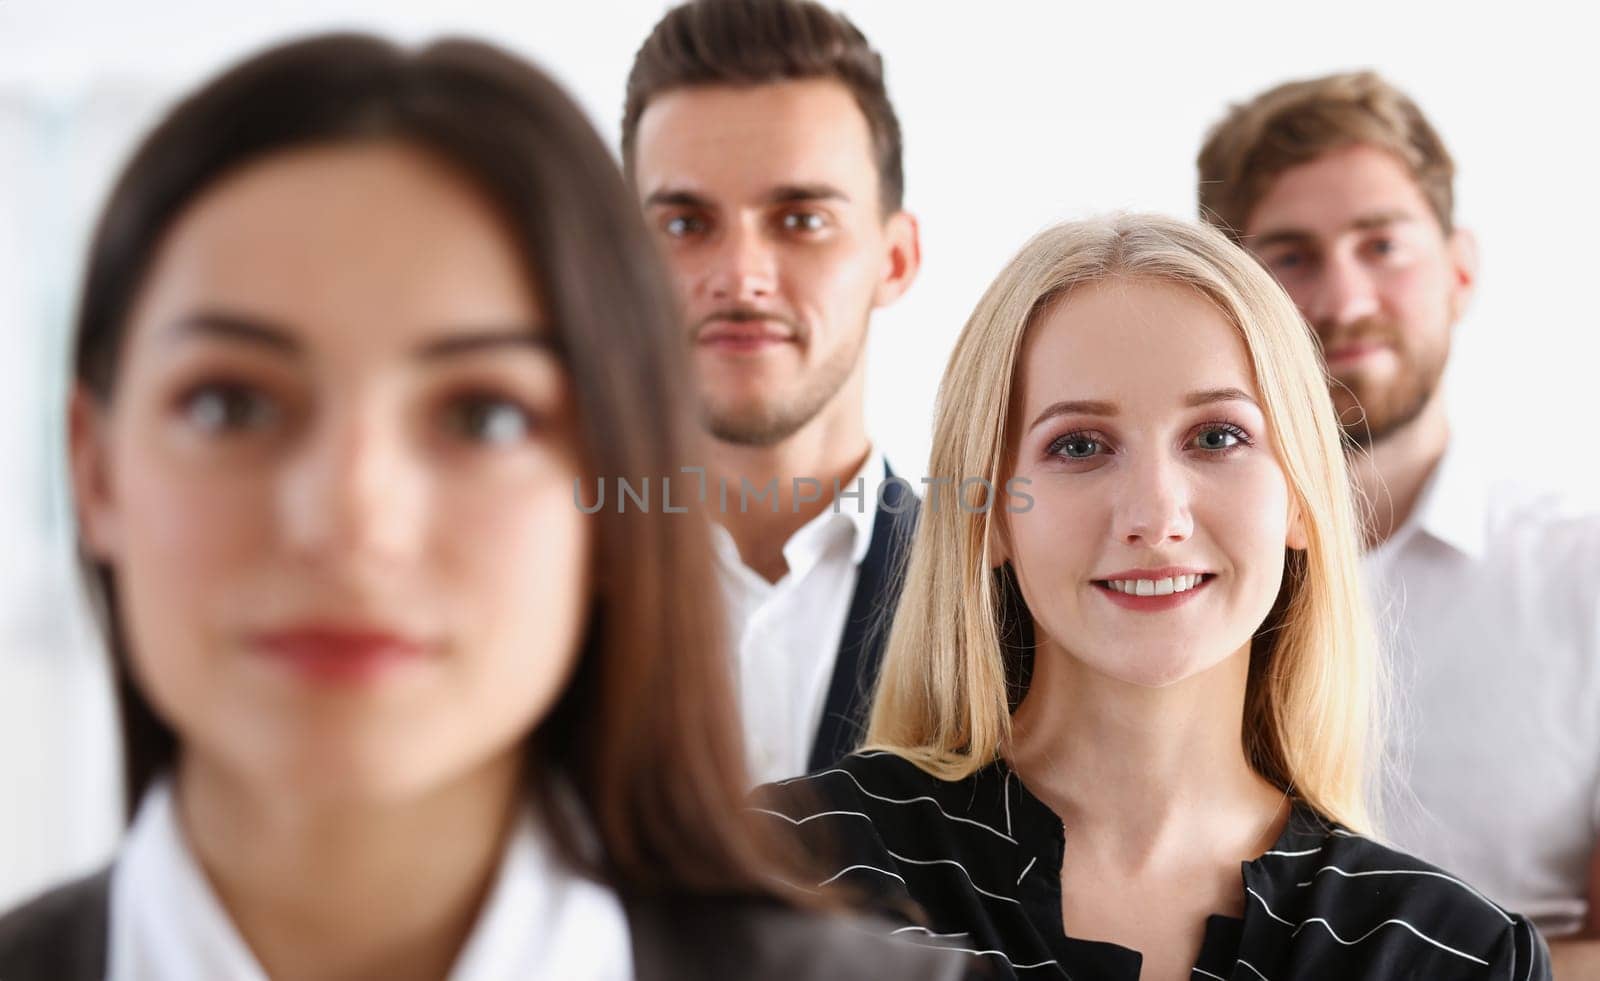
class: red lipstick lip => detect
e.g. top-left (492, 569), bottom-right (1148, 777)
top-left (248, 625), bottom-right (430, 683)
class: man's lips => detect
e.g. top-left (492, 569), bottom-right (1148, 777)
top-left (695, 317), bottom-right (795, 348)
top-left (1323, 340), bottom-right (1391, 367)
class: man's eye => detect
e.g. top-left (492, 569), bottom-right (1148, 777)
top-left (781, 211), bottom-right (827, 233)
top-left (664, 214), bottom-right (706, 238)
top-left (179, 383), bottom-right (279, 435)
top-left (444, 396), bottom-right (534, 446)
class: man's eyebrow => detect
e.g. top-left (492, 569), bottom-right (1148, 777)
top-left (415, 329), bottom-right (558, 361)
top-left (163, 311), bottom-right (301, 354)
top-left (643, 188), bottom-right (713, 209)
top-left (1248, 209), bottom-right (1418, 251)
top-left (764, 183), bottom-right (850, 205)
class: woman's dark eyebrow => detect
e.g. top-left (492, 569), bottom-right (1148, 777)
top-left (163, 314), bottom-right (555, 361)
top-left (415, 329), bottom-right (557, 360)
top-left (164, 311), bottom-right (301, 355)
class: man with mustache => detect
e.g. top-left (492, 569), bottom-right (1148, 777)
top-left (1199, 71), bottom-right (1600, 974)
top-left (622, 0), bottom-right (921, 784)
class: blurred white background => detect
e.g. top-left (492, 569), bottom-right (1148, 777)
top-left (1, 0), bottom-right (1595, 908)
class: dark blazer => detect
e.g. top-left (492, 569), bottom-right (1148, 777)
top-left (807, 462), bottom-right (920, 773)
top-left (0, 868), bottom-right (977, 980)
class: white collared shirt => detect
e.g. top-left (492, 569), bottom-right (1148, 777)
top-left (1365, 440), bottom-right (1600, 936)
top-left (713, 446), bottom-right (884, 786)
top-left (106, 780), bottom-right (634, 980)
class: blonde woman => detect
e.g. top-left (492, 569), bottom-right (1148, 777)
top-left (756, 214), bottom-right (1548, 980)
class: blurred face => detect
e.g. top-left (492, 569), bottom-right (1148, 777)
top-left (1001, 279), bottom-right (1306, 688)
top-left (72, 143), bottom-right (593, 804)
top-left (1243, 144), bottom-right (1476, 446)
top-left (632, 79), bottom-right (918, 447)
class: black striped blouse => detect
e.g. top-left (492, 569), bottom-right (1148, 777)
top-left (755, 750), bottom-right (1550, 980)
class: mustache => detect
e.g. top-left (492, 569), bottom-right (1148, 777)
top-left (692, 308), bottom-right (805, 340)
top-left (1315, 316), bottom-right (1399, 351)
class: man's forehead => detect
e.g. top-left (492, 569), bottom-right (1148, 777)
top-left (633, 79), bottom-right (877, 201)
top-left (1244, 144), bottom-right (1432, 239)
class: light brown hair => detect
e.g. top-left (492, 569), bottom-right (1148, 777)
top-left (621, 0), bottom-right (905, 213)
top-left (1197, 70), bottom-right (1455, 240)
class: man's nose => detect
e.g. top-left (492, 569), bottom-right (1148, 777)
top-left (1307, 251), bottom-right (1380, 332)
top-left (701, 221), bottom-right (777, 304)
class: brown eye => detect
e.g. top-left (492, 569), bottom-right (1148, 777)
top-left (444, 395), bottom-right (534, 446)
top-left (781, 211), bottom-right (827, 233)
top-left (663, 214), bottom-right (707, 238)
top-left (180, 383), bottom-right (280, 435)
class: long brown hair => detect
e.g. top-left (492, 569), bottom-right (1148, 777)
top-left (72, 33), bottom-right (783, 899)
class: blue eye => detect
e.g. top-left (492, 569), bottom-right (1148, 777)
top-left (1047, 433), bottom-right (1103, 459)
top-left (446, 396), bottom-right (534, 446)
top-left (1192, 424), bottom-right (1251, 452)
top-left (180, 383), bottom-right (279, 435)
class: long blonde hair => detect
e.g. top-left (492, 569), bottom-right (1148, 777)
top-left (865, 214), bottom-right (1383, 832)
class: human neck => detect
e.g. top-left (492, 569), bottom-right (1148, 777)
top-left (1007, 641), bottom-right (1286, 871)
top-left (710, 383), bottom-right (871, 583)
top-left (175, 750), bottom-right (524, 981)
top-left (1349, 390), bottom-right (1450, 548)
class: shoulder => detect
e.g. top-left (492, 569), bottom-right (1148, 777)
top-left (628, 895), bottom-right (977, 981)
top-left (0, 868), bottom-right (112, 981)
top-left (756, 750), bottom-right (942, 816)
top-left (1485, 483), bottom-right (1600, 583)
top-left (1252, 814), bottom-right (1550, 978)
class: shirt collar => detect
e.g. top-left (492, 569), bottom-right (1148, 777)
top-left (1389, 438), bottom-right (1486, 559)
top-left (109, 779), bottom-right (630, 981)
top-left (840, 444), bottom-right (885, 566)
top-left (711, 444), bottom-right (886, 577)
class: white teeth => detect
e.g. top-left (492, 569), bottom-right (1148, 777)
top-left (1105, 574), bottom-right (1205, 596)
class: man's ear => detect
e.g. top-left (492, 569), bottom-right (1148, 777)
top-left (69, 385), bottom-right (120, 561)
top-left (872, 210), bottom-right (921, 309)
top-left (1446, 226), bottom-right (1479, 322)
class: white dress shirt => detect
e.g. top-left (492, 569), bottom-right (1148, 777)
top-left (713, 447), bottom-right (884, 786)
top-left (1366, 440), bottom-right (1600, 936)
top-left (106, 780), bottom-right (634, 980)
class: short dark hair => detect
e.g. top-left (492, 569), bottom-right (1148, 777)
top-left (73, 32), bottom-right (786, 899)
top-left (621, 0), bottom-right (905, 213)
